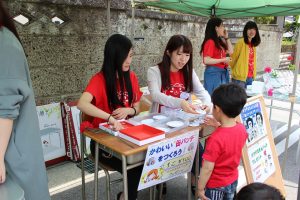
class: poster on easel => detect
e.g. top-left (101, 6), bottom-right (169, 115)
top-left (36, 103), bottom-right (66, 162)
top-left (247, 137), bottom-right (275, 182)
top-left (240, 100), bottom-right (267, 146)
top-left (240, 95), bottom-right (286, 196)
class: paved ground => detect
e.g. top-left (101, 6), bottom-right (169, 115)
top-left (48, 98), bottom-right (300, 200)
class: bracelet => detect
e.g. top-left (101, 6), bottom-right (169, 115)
top-left (132, 107), bottom-right (137, 116)
top-left (224, 37), bottom-right (229, 40)
top-left (107, 114), bottom-right (112, 124)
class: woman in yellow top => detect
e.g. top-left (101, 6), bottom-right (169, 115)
top-left (230, 21), bottom-right (261, 88)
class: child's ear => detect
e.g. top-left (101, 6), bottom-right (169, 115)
top-left (215, 105), bottom-right (221, 113)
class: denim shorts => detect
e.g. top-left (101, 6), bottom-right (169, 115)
top-left (204, 66), bottom-right (229, 95)
top-left (205, 180), bottom-right (238, 200)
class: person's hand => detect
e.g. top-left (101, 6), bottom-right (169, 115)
top-left (0, 159), bottom-right (6, 184)
top-left (197, 188), bottom-right (209, 200)
top-left (223, 29), bottom-right (229, 39)
top-left (204, 115), bottom-right (221, 127)
top-left (223, 57), bottom-right (231, 64)
top-left (180, 100), bottom-right (198, 114)
top-left (200, 104), bottom-right (210, 114)
top-left (108, 117), bottom-right (124, 131)
top-left (112, 108), bottom-right (132, 120)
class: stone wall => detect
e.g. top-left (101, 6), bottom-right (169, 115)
top-left (6, 0), bottom-right (283, 104)
top-left (257, 25), bottom-right (283, 72)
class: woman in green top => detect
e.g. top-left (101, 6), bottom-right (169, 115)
top-left (230, 21), bottom-right (261, 88)
top-left (0, 1), bottom-right (50, 199)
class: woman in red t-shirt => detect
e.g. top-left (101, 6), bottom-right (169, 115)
top-left (77, 34), bottom-right (143, 200)
top-left (200, 17), bottom-right (233, 95)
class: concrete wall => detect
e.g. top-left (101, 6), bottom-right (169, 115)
top-left (5, 0), bottom-right (283, 104)
top-left (257, 25), bottom-right (283, 72)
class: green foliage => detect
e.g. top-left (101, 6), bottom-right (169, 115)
top-left (282, 15), bottom-right (299, 43)
top-left (254, 16), bottom-right (275, 24)
top-left (284, 21), bottom-right (300, 33)
top-left (271, 70), bottom-right (279, 78)
top-left (282, 38), bottom-right (296, 45)
top-left (289, 64), bottom-right (296, 71)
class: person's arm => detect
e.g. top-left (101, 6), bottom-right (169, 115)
top-left (197, 160), bottom-right (215, 200)
top-left (225, 38), bottom-right (233, 55)
top-left (204, 115), bottom-right (221, 127)
top-left (112, 72), bottom-right (142, 119)
top-left (111, 102), bottom-right (140, 119)
top-left (147, 67), bottom-right (182, 108)
top-left (203, 39), bottom-right (231, 66)
top-left (229, 39), bottom-right (242, 68)
top-left (223, 29), bottom-right (233, 55)
top-left (77, 92), bottom-right (123, 130)
top-left (203, 56), bottom-right (229, 65)
top-left (0, 118), bottom-right (13, 184)
top-left (191, 70), bottom-right (212, 113)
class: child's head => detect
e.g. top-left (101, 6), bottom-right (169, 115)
top-left (211, 83), bottom-right (247, 119)
top-left (158, 34), bottom-right (194, 92)
top-left (236, 183), bottom-right (285, 200)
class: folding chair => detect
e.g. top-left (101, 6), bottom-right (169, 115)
top-left (80, 112), bottom-right (122, 200)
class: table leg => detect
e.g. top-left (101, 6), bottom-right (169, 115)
top-left (296, 134), bottom-right (300, 164)
top-left (187, 172), bottom-right (192, 200)
top-left (122, 155), bottom-right (128, 200)
top-left (94, 142), bottom-right (99, 200)
top-left (269, 98), bottom-right (274, 120)
top-left (149, 187), bottom-right (154, 200)
top-left (195, 140), bottom-right (200, 200)
top-left (80, 134), bottom-right (86, 200)
top-left (297, 172), bottom-right (300, 200)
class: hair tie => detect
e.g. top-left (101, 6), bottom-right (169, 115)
top-left (132, 107), bottom-right (136, 116)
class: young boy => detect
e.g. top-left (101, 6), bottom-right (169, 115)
top-left (197, 83), bottom-right (248, 200)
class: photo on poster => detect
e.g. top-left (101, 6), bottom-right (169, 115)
top-left (240, 100), bottom-right (267, 146)
top-left (247, 137), bottom-right (275, 182)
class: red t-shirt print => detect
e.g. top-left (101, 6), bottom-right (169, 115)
top-left (161, 71), bottom-right (185, 98)
top-left (248, 44), bottom-right (254, 78)
top-left (117, 91), bottom-right (129, 107)
top-left (85, 71), bottom-right (142, 127)
top-left (203, 39), bottom-right (227, 69)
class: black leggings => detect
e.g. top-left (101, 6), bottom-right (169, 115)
top-left (91, 140), bottom-right (142, 200)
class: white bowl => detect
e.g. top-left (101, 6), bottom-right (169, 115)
top-left (153, 115), bottom-right (168, 120)
top-left (141, 119), bottom-right (154, 125)
top-left (166, 121), bottom-right (184, 128)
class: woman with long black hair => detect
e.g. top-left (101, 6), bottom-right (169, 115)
top-left (147, 34), bottom-right (212, 196)
top-left (148, 34), bottom-right (211, 114)
top-left (200, 17), bottom-right (233, 95)
top-left (77, 34), bottom-right (143, 200)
